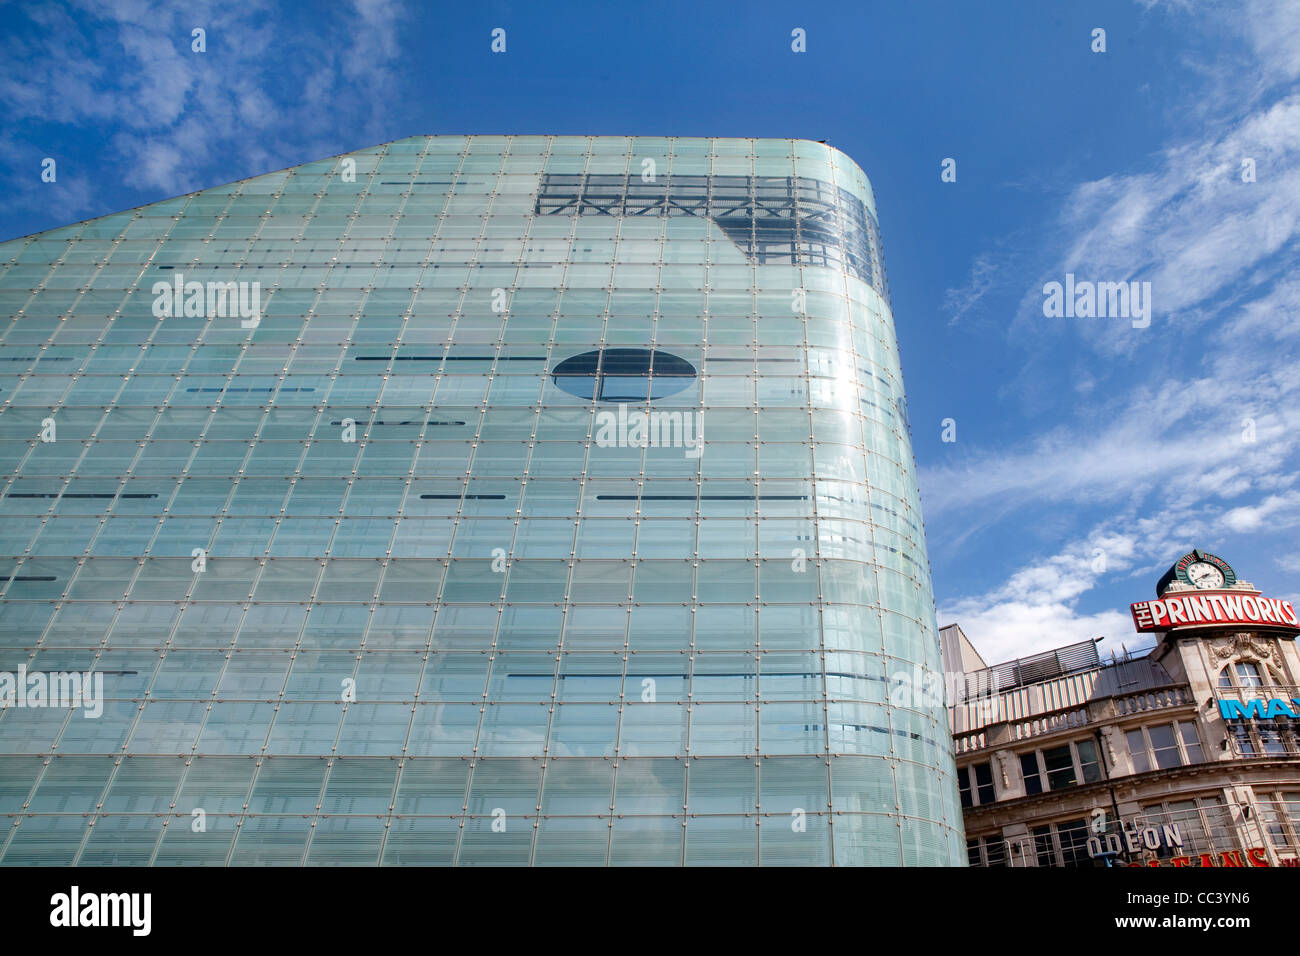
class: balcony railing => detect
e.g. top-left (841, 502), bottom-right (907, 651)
top-left (954, 683), bottom-right (1194, 753)
top-left (1010, 707), bottom-right (1090, 742)
top-left (951, 655), bottom-right (1178, 736)
top-left (1114, 685), bottom-right (1195, 716)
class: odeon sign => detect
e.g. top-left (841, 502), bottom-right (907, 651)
top-left (1086, 824), bottom-right (1279, 867)
top-left (1087, 824), bottom-right (1183, 858)
top-left (1130, 592), bottom-right (1300, 633)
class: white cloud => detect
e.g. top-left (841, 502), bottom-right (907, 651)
top-left (943, 253), bottom-right (998, 326)
top-left (921, 371), bottom-right (1299, 518)
top-left (0, 0), bottom-right (409, 221)
top-left (1221, 490), bottom-right (1300, 532)
top-left (938, 488), bottom-right (1300, 667)
top-left (939, 599), bottom-right (1134, 666)
top-left (930, 1), bottom-right (1300, 666)
top-left (938, 519), bottom-right (1163, 661)
top-left (1041, 94), bottom-right (1300, 349)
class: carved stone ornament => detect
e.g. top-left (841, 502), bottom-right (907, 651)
top-left (1210, 632), bottom-right (1274, 663)
top-left (1099, 725), bottom-right (1119, 763)
top-left (995, 751), bottom-right (1012, 788)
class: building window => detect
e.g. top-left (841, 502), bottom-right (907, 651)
top-left (958, 760), bottom-right (996, 808)
top-left (1126, 721), bottom-right (1203, 772)
top-left (1218, 661), bottom-right (1265, 689)
top-left (1230, 723), bottom-right (1257, 756)
top-left (1137, 796), bottom-right (1236, 858)
top-left (1258, 724), bottom-right (1293, 756)
top-left (966, 835), bottom-right (1007, 867)
top-left (1179, 721), bottom-right (1205, 763)
top-left (1148, 724), bottom-right (1181, 768)
top-left (1221, 716), bottom-right (1300, 758)
top-left (1260, 792), bottom-right (1300, 852)
top-left (1056, 819), bottom-right (1092, 867)
top-left (1020, 738), bottom-right (1103, 794)
top-left (1013, 819), bottom-right (1094, 867)
top-left (1031, 825), bottom-right (1054, 867)
top-left (1021, 753), bottom-right (1043, 795)
top-left (1043, 744), bottom-right (1076, 789)
top-left (1217, 658), bottom-right (1300, 756)
top-left (1076, 738), bottom-right (1103, 782)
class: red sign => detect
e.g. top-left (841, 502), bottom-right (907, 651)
top-left (1129, 847), bottom-right (1271, 867)
top-left (1130, 590), bottom-right (1300, 633)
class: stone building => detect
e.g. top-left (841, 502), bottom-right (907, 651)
top-left (946, 550), bottom-right (1300, 867)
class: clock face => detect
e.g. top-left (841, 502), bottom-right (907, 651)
top-left (1186, 561), bottom-right (1225, 589)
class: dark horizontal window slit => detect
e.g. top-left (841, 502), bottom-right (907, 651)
top-left (507, 671), bottom-right (887, 680)
top-left (354, 355), bottom-right (546, 361)
top-left (596, 494), bottom-right (806, 501)
top-left (5, 492), bottom-right (158, 500)
top-left (328, 420), bottom-right (465, 427)
top-left (419, 494), bottom-right (507, 500)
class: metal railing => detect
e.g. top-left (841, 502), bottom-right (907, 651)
top-left (951, 655), bottom-right (1179, 736)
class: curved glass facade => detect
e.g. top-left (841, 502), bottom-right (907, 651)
top-left (0, 135), bottom-right (965, 865)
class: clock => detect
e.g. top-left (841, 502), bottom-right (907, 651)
top-left (1156, 549), bottom-right (1237, 596)
top-left (1185, 561), bottom-right (1225, 589)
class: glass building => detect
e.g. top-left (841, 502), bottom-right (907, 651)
top-left (0, 135), bottom-right (965, 865)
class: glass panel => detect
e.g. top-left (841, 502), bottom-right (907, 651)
top-left (1127, 729), bottom-right (1152, 773)
top-left (1178, 721), bottom-right (1204, 764)
top-left (1032, 825), bottom-right (1055, 867)
top-left (1042, 745), bottom-right (1077, 790)
top-left (1056, 819), bottom-right (1092, 868)
top-left (1235, 662), bottom-right (1264, 687)
top-left (1075, 738), bottom-right (1102, 784)
top-left (1148, 724), bottom-right (1182, 769)
top-left (1021, 753), bottom-right (1043, 795)
top-left (973, 761), bottom-right (995, 804)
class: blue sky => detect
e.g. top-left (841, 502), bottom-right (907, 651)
top-left (3, 0), bottom-right (1298, 664)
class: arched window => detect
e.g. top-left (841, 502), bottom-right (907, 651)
top-left (1218, 661), bottom-right (1265, 689)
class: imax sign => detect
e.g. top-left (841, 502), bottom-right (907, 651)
top-left (1217, 698), bottom-right (1300, 720)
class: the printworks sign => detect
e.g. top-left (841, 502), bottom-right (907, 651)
top-left (1130, 592), bottom-right (1300, 633)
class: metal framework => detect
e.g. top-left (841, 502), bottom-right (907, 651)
top-left (535, 173), bottom-right (888, 296)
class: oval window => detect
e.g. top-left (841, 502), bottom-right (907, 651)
top-left (551, 348), bottom-right (696, 402)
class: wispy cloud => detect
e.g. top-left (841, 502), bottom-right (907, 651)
top-left (1037, 94), bottom-right (1300, 355)
top-left (922, 371), bottom-right (1298, 518)
top-left (936, 497), bottom-right (1291, 663)
top-left (932, 0), bottom-right (1300, 660)
top-left (0, 0), bottom-right (407, 231)
top-left (942, 252), bottom-right (998, 326)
